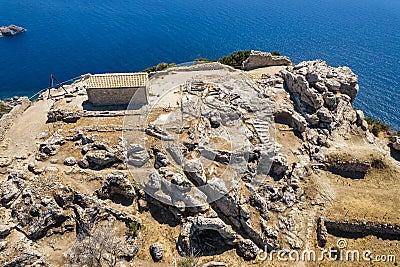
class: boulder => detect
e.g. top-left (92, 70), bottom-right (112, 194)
top-left (166, 143), bottom-right (185, 165)
top-left (78, 159), bottom-right (89, 169)
top-left (149, 242), bottom-right (164, 262)
top-left (0, 171), bottom-right (26, 208)
top-left (0, 24), bottom-right (25, 37)
top-left (96, 173), bottom-right (136, 206)
top-left (145, 172), bottom-right (162, 191)
top-left (39, 134), bottom-right (65, 156)
top-left (183, 159), bottom-right (207, 186)
top-left (269, 154), bottom-right (288, 179)
top-left (154, 151), bottom-right (169, 169)
top-left (391, 136), bottom-right (400, 151)
top-left (0, 224), bottom-right (13, 239)
top-left (81, 134), bottom-right (98, 145)
top-left (47, 109), bottom-right (81, 123)
top-left (127, 144), bottom-right (149, 167)
top-left (236, 239), bottom-right (261, 261)
top-left (64, 157), bottom-right (77, 166)
top-left (85, 151), bottom-right (122, 169)
top-left (145, 124), bottom-right (174, 141)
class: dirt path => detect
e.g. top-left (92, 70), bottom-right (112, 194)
top-left (1, 99), bottom-right (54, 160)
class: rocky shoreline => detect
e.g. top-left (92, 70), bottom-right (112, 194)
top-left (0, 25), bottom-right (25, 37)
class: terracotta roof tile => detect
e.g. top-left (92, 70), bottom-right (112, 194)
top-left (87, 73), bottom-right (148, 89)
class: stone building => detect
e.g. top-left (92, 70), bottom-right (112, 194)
top-left (86, 73), bottom-right (148, 106)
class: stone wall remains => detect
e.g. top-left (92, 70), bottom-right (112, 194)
top-left (242, 50), bottom-right (292, 70)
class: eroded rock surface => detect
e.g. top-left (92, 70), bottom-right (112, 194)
top-left (0, 55), bottom-right (399, 266)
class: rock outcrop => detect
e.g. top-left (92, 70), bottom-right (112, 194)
top-left (0, 52), bottom-right (398, 266)
top-left (0, 25), bottom-right (25, 37)
top-left (96, 172), bottom-right (136, 205)
top-left (0, 100), bottom-right (12, 118)
top-left (391, 136), bottom-right (400, 151)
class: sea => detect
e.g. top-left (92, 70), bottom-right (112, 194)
top-left (0, 0), bottom-right (399, 127)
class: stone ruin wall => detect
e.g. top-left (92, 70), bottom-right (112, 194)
top-left (242, 50), bottom-right (292, 70)
top-left (317, 217), bottom-right (400, 247)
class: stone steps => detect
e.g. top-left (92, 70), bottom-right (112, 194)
top-left (252, 119), bottom-right (272, 144)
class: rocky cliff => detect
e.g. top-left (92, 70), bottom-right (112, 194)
top-left (0, 53), bottom-right (399, 266)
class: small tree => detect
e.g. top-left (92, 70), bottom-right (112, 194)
top-left (68, 224), bottom-right (125, 267)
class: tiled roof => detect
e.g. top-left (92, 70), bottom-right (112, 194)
top-left (87, 73), bottom-right (148, 89)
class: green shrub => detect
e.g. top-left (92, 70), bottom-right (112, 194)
top-left (217, 50), bottom-right (251, 68)
top-left (271, 51), bottom-right (281, 56)
top-left (365, 117), bottom-right (374, 125)
top-left (126, 222), bottom-right (139, 238)
top-left (177, 255), bottom-right (198, 267)
top-left (365, 117), bottom-right (390, 137)
top-left (194, 57), bottom-right (209, 62)
top-left (143, 62), bottom-right (175, 73)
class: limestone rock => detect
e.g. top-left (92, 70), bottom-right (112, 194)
top-left (0, 241), bottom-right (7, 251)
top-left (64, 156), bottom-right (77, 166)
top-left (236, 239), bottom-right (261, 261)
top-left (154, 150), bottom-right (169, 169)
top-left (3, 249), bottom-right (46, 267)
top-left (145, 172), bottom-right (162, 191)
top-left (0, 171), bottom-right (26, 208)
top-left (0, 24), bottom-right (25, 37)
top-left (166, 143), bottom-right (184, 165)
top-left (78, 159), bottom-right (89, 169)
top-left (0, 224), bottom-right (13, 239)
top-left (183, 159), bottom-right (207, 186)
top-left (391, 136), bottom-right (400, 151)
top-left (127, 144), bottom-right (149, 167)
top-left (81, 134), bottom-right (98, 145)
top-left (96, 173), bottom-right (136, 205)
top-left (0, 157), bottom-right (12, 167)
top-left (269, 154), bottom-right (288, 179)
top-left (11, 191), bottom-right (70, 240)
top-left (149, 242), bottom-right (164, 262)
top-left (177, 216), bottom-right (237, 257)
top-left (145, 124), bottom-right (174, 141)
top-left (39, 133), bottom-right (65, 156)
top-left (85, 151), bottom-right (122, 169)
top-left (47, 109), bottom-right (81, 123)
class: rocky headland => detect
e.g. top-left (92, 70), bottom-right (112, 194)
top-left (0, 51), bottom-right (399, 266)
top-left (0, 25), bottom-right (25, 37)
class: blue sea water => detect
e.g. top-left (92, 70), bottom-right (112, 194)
top-left (0, 0), bottom-right (399, 127)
